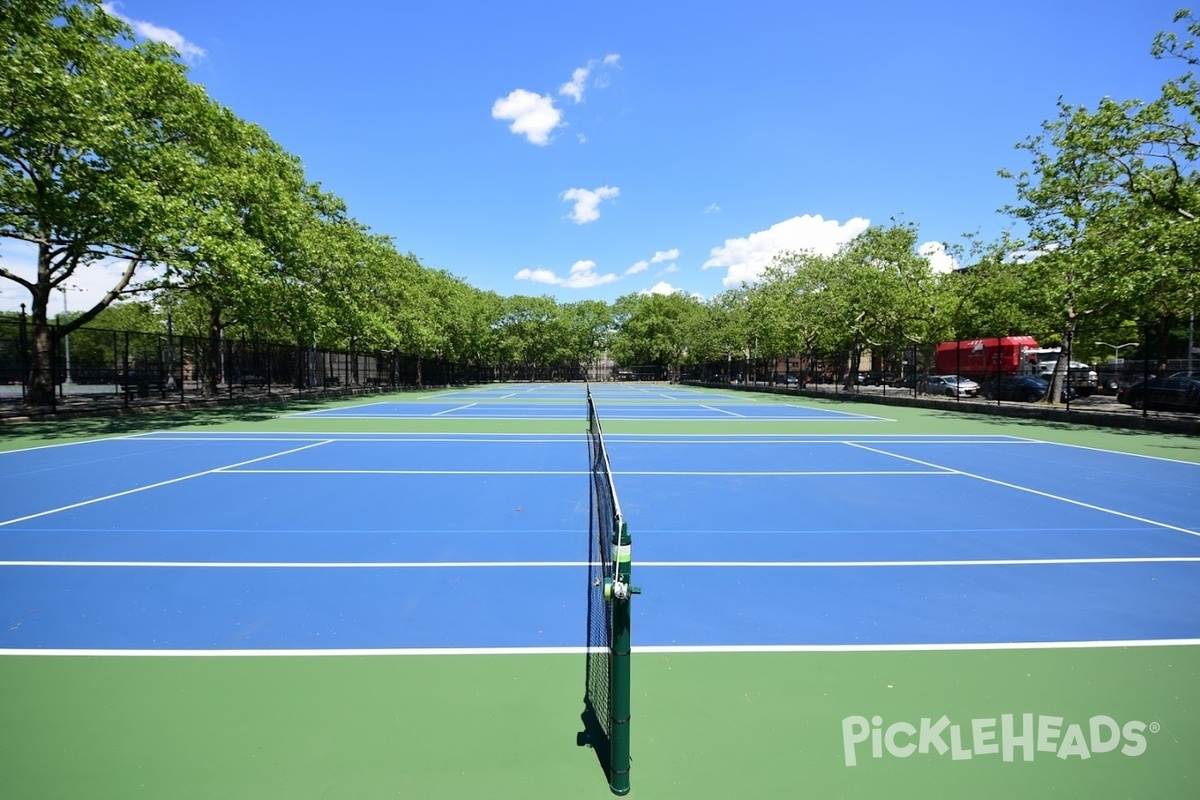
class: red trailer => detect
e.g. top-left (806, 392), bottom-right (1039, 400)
top-left (934, 336), bottom-right (1039, 379)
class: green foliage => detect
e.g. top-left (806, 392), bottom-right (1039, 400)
top-left (609, 291), bottom-right (703, 372)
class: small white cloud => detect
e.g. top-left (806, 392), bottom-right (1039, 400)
top-left (102, 4), bottom-right (205, 60)
top-left (640, 281), bottom-right (680, 296)
top-left (560, 66), bottom-right (591, 104)
top-left (561, 185), bottom-right (619, 224)
top-left (704, 203), bottom-right (721, 214)
top-left (660, 264), bottom-right (678, 275)
top-left (514, 260), bottom-right (619, 289)
top-left (918, 241), bottom-right (959, 274)
top-left (513, 268), bottom-right (561, 285)
top-left (577, 133), bottom-right (587, 144)
top-left (492, 89), bottom-right (563, 146)
top-left (558, 55), bottom-right (622, 104)
top-left (625, 260), bottom-right (649, 275)
top-left (650, 248), bottom-right (679, 263)
top-left (703, 214), bottom-right (871, 288)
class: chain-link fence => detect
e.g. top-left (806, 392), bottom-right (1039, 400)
top-left (0, 314), bottom-right (497, 410)
top-left (678, 320), bottom-right (1198, 414)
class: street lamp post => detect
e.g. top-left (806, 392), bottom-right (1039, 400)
top-left (1095, 341), bottom-right (1138, 396)
top-left (1095, 340), bottom-right (1139, 364)
top-left (58, 286), bottom-right (72, 385)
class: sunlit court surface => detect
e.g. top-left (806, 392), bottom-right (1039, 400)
top-left (2, 383), bottom-right (1199, 799)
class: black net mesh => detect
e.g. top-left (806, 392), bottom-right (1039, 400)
top-left (585, 386), bottom-right (617, 739)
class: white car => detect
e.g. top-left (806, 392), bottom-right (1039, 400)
top-left (926, 374), bottom-right (980, 397)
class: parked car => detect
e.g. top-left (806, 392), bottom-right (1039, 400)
top-left (981, 375), bottom-right (1076, 403)
top-left (926, 375), bottom-right (980, 397)
top-left (855, 370), bottom-right (894, 386)
top-left (773, 374), bottom-right (800, 387)
top-left (1034, 359), bottom-right (1099, 395)
top-left (1118, 375), bottom-right (1200, 412)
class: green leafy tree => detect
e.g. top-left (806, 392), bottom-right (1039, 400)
top-left (611, 290), bottom-right (703, 379)
top-left (0, 0), bottom-right (228, 403)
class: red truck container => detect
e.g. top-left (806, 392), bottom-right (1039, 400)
top-left (934, 336), bottom-right (1039, 379)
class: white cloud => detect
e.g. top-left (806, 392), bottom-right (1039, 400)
top-left (512, 267), bottom-right (560, 285)
top-left (559, 54), bottom-right (622, 103)
top-left (624, 260), bottom-right (649, 275)
top-left (492, 89), bottom-right (563, 146)
top-left (499, 55), bottom-right (619, 145)
top-left (514, 260), bottom-right (619, 289)
top-left (650, 248), bottom-right (679, 263)
top-left (703, 214), bottom-right (871, 288)
top-left (918, 241), bottom-right (959, 274)
top-left (560, 66), bottom-right (590, 104)
top-left (659, 263), bottom-right (678, 275)
top-left (101, 4), bottom-right (205, 60)
top-left (561, 186), bottom-right (619, 224)
top-left (704, 203), bottom-right (721, 214)
top-left (640, 281), bottom-right (681, 296)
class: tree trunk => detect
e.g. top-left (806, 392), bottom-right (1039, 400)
top-left (23, 287), bottom-right (55, 406)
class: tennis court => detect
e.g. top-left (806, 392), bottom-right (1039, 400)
top-left (2, 384), bottom-right (1198, 798)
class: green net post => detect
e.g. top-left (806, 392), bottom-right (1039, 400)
top-left (610, 519), bottom-right (636, 795)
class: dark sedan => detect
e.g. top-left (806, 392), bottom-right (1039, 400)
top-left (982, 375), bottom-right (1076, 403)
top-left (1118, 375), bottom-right (1200, 412)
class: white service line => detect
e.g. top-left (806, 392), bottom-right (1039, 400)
top-left (3, 556), bottom-right (1198, 569)
top-left (847, 441), bottom-right (1200, 538)
top-left (224, 469), bottom-right (588, 475)
top-left (0, 440), bottom-right (333, 529)
top-left (699, 404), bottom-right (745, 417)
top-left (431, 403), bottom-right (478, 416)
top-left (3, 639), bottom-right (1199, 657)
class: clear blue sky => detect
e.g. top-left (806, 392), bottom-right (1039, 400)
top-left (1, 0), bottom-right (1190, 313)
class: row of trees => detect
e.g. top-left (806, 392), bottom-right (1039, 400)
top-left (1, 1), bottom-right (595, 402)
top-left (3, 3), bottom-right (1198, 404)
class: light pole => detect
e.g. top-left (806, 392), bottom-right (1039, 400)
top-left (58, 286), bottom-right (72, 385)
top-left (164, 294), bottom-right (176, 391)
top-left (1095, 340), bottom-right (1139, 364)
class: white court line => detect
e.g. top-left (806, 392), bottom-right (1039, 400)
top-left (0, 560), bottom-right (586, 568)
top-left (139, 436), bottom-right (585, 443)
top-left (847, 442), bottom-right (1200, 538)
top-left (1011, 435), bottom-right (1200, 467)
top-left (4, 556), bottom-right (1198, 569)
top-left (0, 440), bottom-right (333, 529)
top-left (133, 432), bottom-right (586, 441)
top-left (224, 469), bottom-right (589, 475)
top-left (699, 404), bottom-right (745, 417)
top-left (3, 639), bottom-right (1198, 657)
top-left (219, 468), bottom-right (952, 477)
top-left (0, 433), bottom-right (146, 456)
top-left (431, 403), bottom-right (478, 416)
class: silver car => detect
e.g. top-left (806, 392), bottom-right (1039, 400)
top-left (927, 375), bottom-right (980, 397)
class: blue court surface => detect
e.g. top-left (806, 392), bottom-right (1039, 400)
top-left (3, 424), bottom-right (1198, 653)
top-left (288, 386), bottom-right (887, 421)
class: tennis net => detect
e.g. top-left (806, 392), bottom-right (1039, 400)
top-left (584, 384), bottom-right (636, 795)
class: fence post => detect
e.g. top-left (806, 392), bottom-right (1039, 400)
top-left (122, 331), bottom-right (130, 408)
top-left (18, 304), bottom-right (28, 402)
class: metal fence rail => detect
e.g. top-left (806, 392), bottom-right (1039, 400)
top-left (0, 315), bottom-right (498, 410)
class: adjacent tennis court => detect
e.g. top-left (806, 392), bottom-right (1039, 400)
top-left (2, 384), bottom-right (1198, 798)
